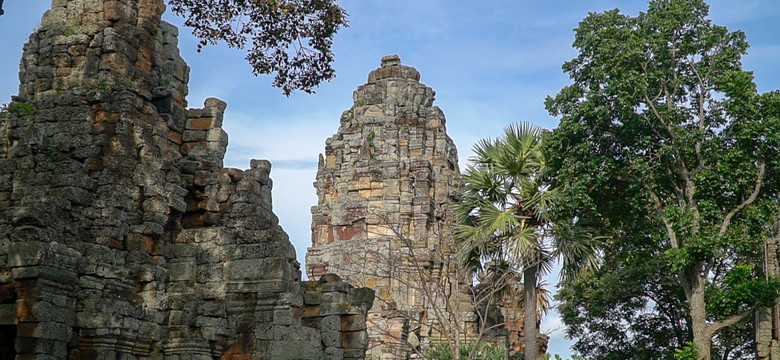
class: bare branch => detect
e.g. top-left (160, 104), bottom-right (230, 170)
top-left (334, 211), bottom-right (517, 359)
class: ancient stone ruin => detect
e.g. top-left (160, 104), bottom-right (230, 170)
top-left (758, 227), bottom-right (780, 360)
top-left (306, 54), bottom-right (463, 359)
top-left (0, 1), bottom-right (373, 359)
top-left (306, 55), bottom-right (545, 359)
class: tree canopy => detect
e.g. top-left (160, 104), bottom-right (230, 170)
top-left (456, 122), bottom-right (554, 360)
top-left (168, 0), bottom-right (348, 96)
top-left (545, 0), bottom-right (780, 358)
top-left (456, 122), bottom-right (601, 360)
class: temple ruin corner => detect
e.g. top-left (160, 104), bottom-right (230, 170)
top-left (0, 1), bottom-right (373, 359)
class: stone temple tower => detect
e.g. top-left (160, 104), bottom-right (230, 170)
top-left (306, 55), bottom-right (462, 358)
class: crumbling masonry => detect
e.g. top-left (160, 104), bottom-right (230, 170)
top-left (306, 55), bottom-right (549, 359)
top-left (0, 1), bottom-right (373, 359)
top-left (306, 55), bottom-right (464, 359)
top-left (758, 223), bottom-right (780, 360)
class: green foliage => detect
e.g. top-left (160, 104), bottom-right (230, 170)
top-left (97, 79), bottom-right (112, 90)
top-left (546, 0), bottom-right (780, 357)
top-left (556, 241), bottom-right (688, 359)
top-left (673, 343), bottom-right (699, 360)
top-left (457, 122), bottom-right (601, 360)
top-left (8, 102), bottom-right (36, 115)
top-left (707, 265), bottom-right (780, 317)
top-left (423, 342), bottom-right (506, 360)
top-left (60, 19), bottom-right (81, 37)
top-left (63, 24), bottom-right (77, 36)
top-left (663, 247), bottom-right (690, 273)
top-left (1, 101), bottom-right (37, 123)
top-left (116, 77), bottom-right (134, 87)
top-left (456, 122), bottom-right (554, 276)
top-left (168, 0), bottom-right (348, 95)
top-left (48, 139), bottom-right (59, 162)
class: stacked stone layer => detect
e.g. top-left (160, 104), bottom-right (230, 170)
top-left (0, 1), bottom-right (373, 359)
top-left (758, 224), bottom-right (780, 360)
top-left (306, 55), bottom-right (464, 359)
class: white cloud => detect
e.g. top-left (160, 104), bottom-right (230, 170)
top-left (268, 168), bottom-right (320, 269)
top-left (542, 313), bottom-right (568, 340)
top-left (221, 111), bottom-right (338, 169)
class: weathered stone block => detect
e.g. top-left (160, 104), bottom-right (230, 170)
top-left (7, 242), bottom-right (54, 268)
top-left (341, 314), bottom-right (367, 332)
top-left (322, 291), bottom-right (346, 304)
top-left (185, 117), bottom-right (213, 130)
top-left (15, 337), bottom-right (67, 358)
top-left (304, 291), bottom-right (322, 305)
top-left (224, 258), bottom-right (265, 280)
top-left (168, 260), bottom-right (196, 282)
top-left (341, 331), bottom-right (368, 349)
top-left (325, 346), bottom-right (344, 359)
top-left (17, 321), bottom-right (72, 341)
top-left (182, 129), bottom-right (206, 142)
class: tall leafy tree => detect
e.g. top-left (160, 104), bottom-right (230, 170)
top-left (167, 0), bottom-right (347, 95)
top-left (545, 0), bottom-right (780, 358)
top-left (456, 122), bottom-right (600, 360)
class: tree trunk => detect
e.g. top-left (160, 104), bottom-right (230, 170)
top-left (689, 274), bottom-right (711, 360)
top-left (524, 264), bottom-right (538, 360)
top-left (453, 333), bottom-right (461, 360)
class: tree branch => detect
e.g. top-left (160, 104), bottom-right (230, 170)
top-left (707, 306), bottom-right (755, 337)
top-left (718, 160), bottom-right (766, 237)
top-left (687, 59), bottom-right (708, 175)
top-left (644, 183), bottom-right (680, 249)
top-left (641, 96), bottom-right (695, 207)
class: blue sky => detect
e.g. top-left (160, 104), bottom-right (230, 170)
top-left (1, 0), bottom-right (779, 356)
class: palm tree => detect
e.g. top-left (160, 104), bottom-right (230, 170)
top-left (455, 122), bottom-right (600, 360)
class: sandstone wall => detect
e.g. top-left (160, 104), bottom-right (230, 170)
top-left (306, 55), bottom-right (468, 359)
top-left (758, 222), bottom-right (780, 360)
top-left (0, 1), bottom-right (372, 359)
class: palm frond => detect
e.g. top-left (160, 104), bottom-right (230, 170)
top-left (550, 221), bottom-right (606, 282)
top-left (508, 277), bottom-right (553, 319)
